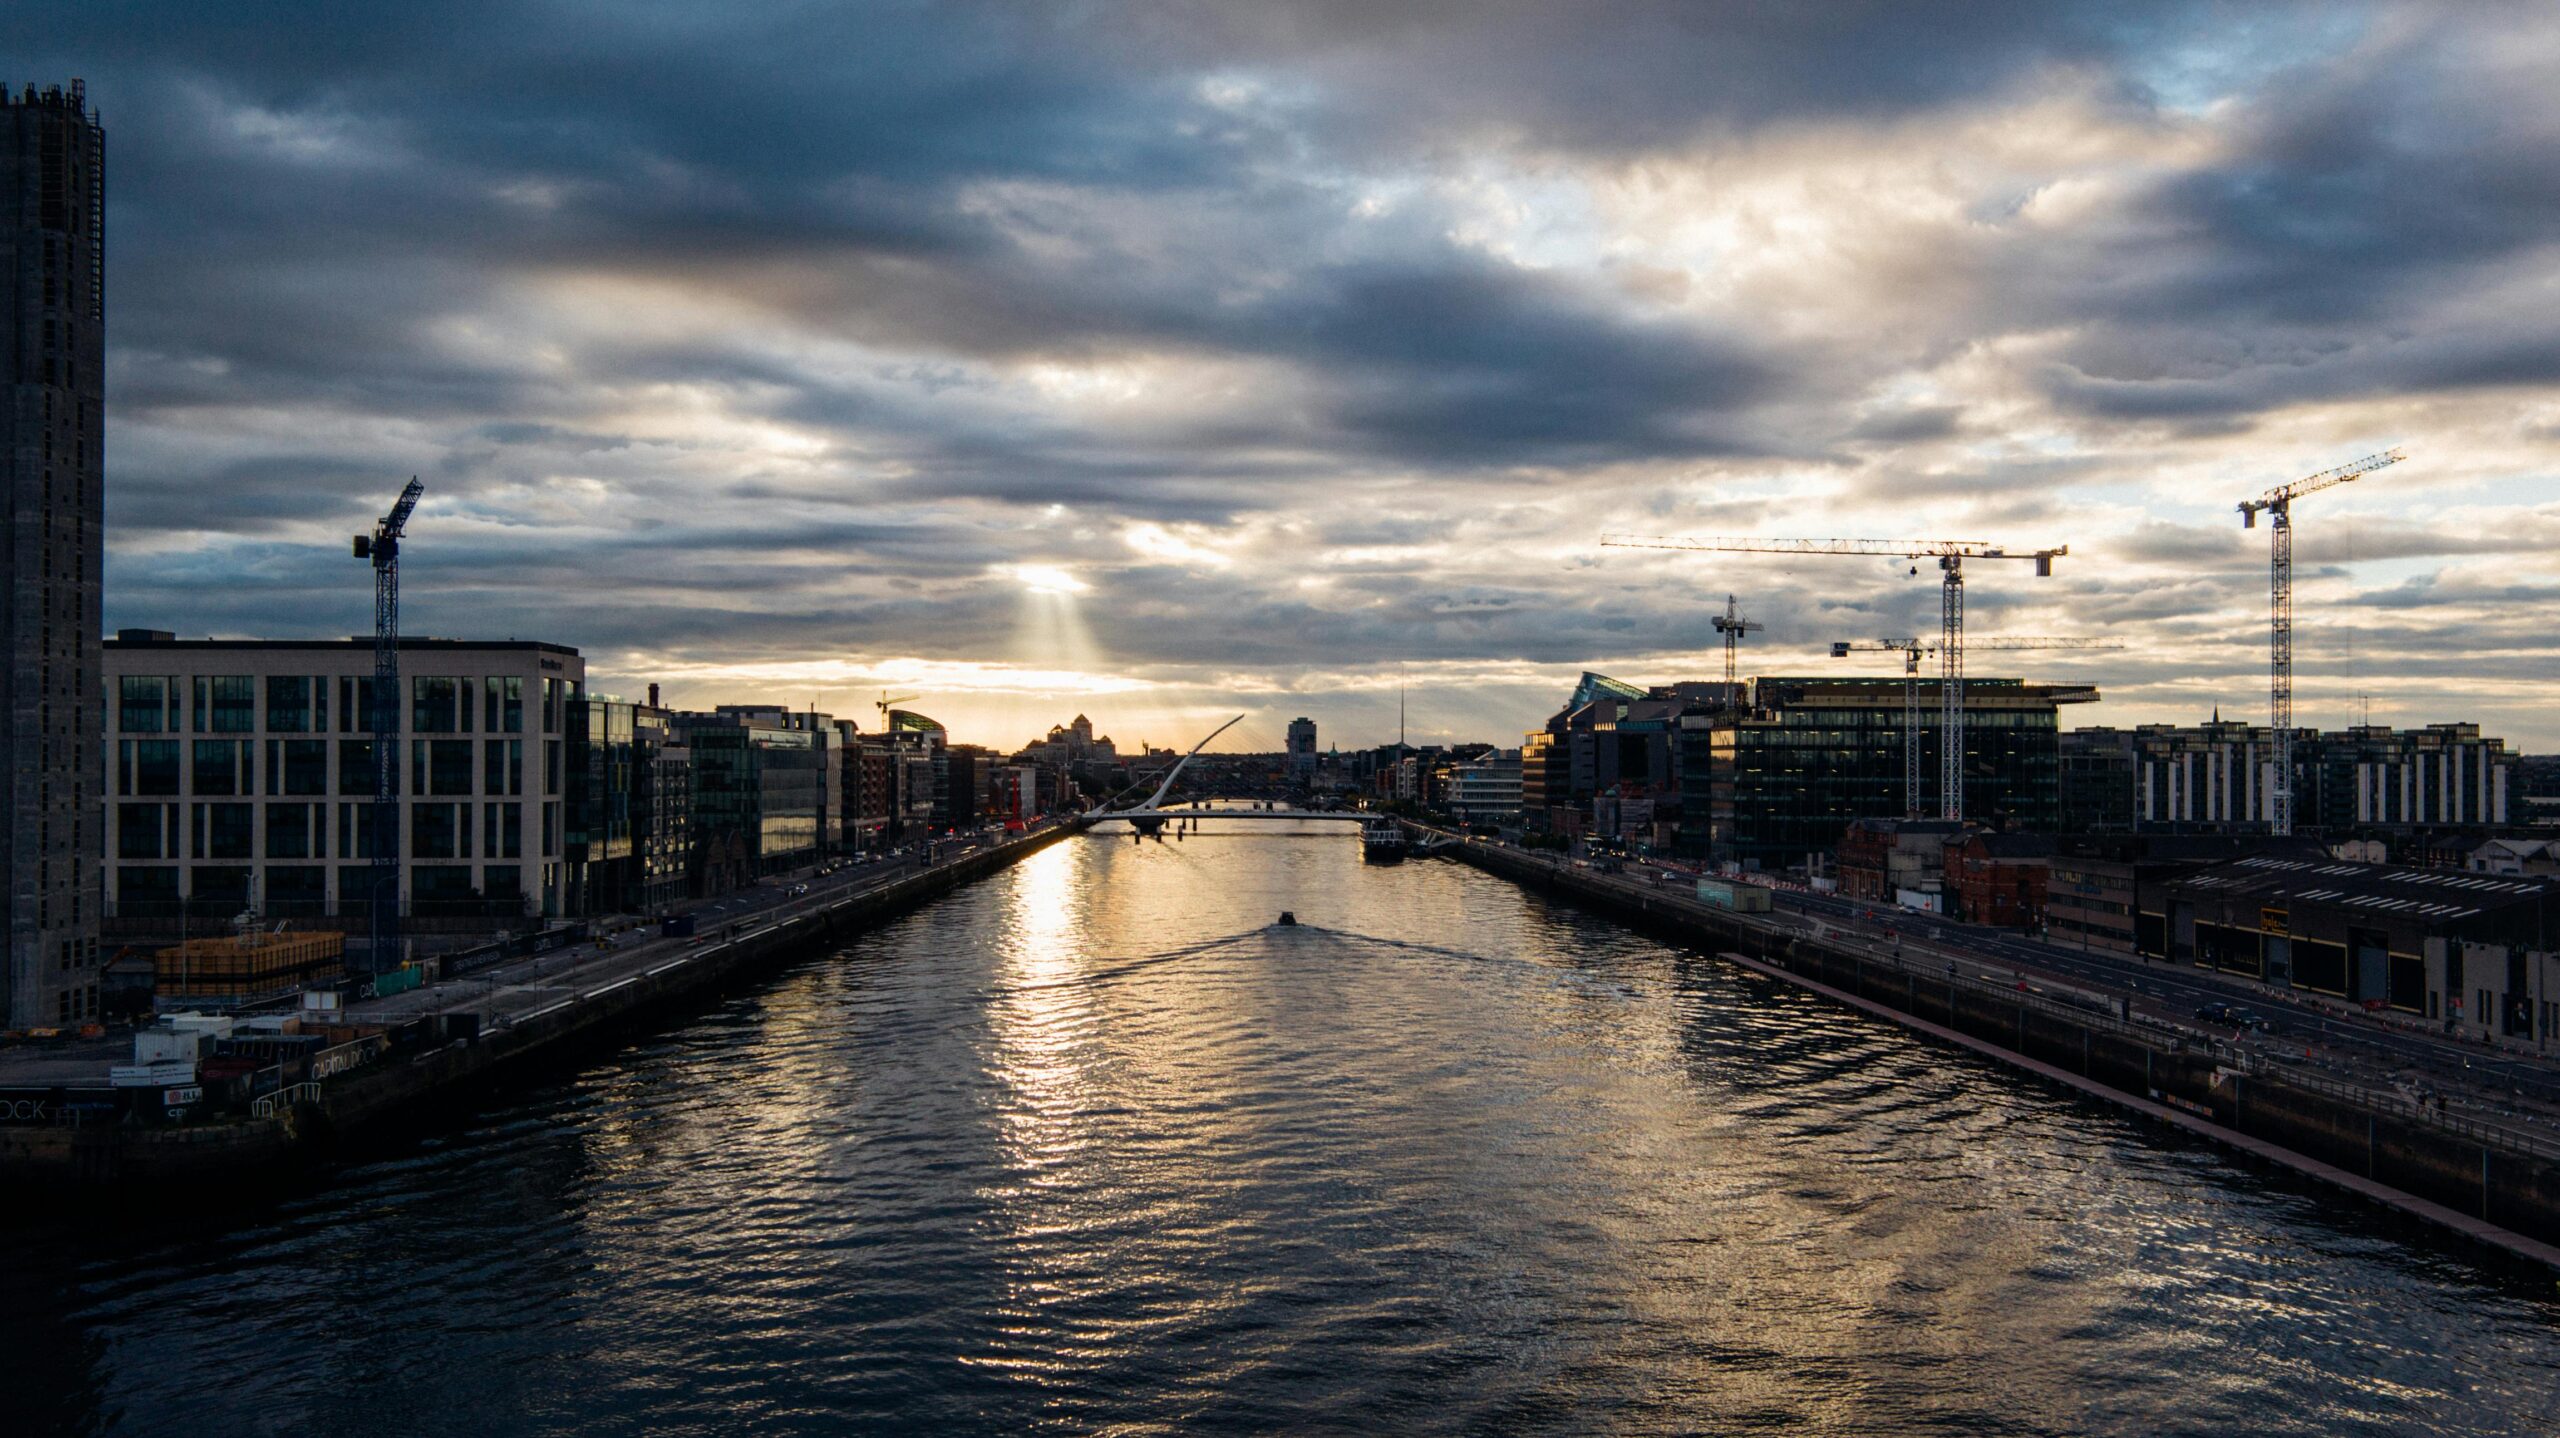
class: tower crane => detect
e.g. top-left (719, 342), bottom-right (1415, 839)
top-left (1831, 636), bottom-right (2122, 820)
top-left (1603, 534), bottom-right (2066, 821)
top-left (2237, 447), bottom-right (2404, 837)
top-left (1711, 594), bottom-right (1759, 695)
top-left (876, 692), bottom-right (917, 730)
top-left (352, 478), bottom-right (423, 977)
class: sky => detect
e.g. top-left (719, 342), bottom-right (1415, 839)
top-left (14, 1), bottom-right (2560, 754)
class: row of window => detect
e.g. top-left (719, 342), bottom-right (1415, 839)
top-left (115, 864), bottom-right (527, 903)
top-left (112, 738), bottom-right (551, 797)
top-left (115, 674), bottom-right (560, 735)
top-left (113, 800), bottom-right (549, 861)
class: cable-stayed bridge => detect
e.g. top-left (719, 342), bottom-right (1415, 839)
top-left (1082, 713), bottom-right (1367, 832)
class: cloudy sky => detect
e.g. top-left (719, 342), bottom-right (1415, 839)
top-left (16, 1), bottom-right (2560, 752)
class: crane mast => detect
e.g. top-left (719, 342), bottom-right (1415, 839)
top-left (353, 478), bottom-right (423, 977)
top-left (2236, 448), bottom-right (2403, 836)
top-left (1832, 636), bottom-right (2119, 820)
top-left (1710, 594), bottom-right (1759, 695)
top-left (1604, 534), bottom-right (2064, 822)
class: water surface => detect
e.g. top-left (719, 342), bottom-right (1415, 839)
top-left (9, 829), bottom-right (2557, 1435)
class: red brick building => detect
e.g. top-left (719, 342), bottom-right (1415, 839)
top-left (1946, 832), bottom-right (2054, 928)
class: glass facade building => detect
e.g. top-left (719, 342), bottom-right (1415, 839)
top-left (1709, 677), bottom-right (2096, 869)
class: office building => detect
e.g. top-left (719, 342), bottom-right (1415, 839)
top-left (1520, 671), bottom-right (1705, 843)
top-left (101, 634), bottom-right (584, 957)
top-left (1445, 749), bottom-right (1522, 822)
top-left (672, 707), bottom-right (827, 891)
top-left (3, 82), bottom-right (106, 1025)
top-left (2059, 728), bottom-right (2138, 833)
top-left (1287, 716), bottom-right (1317, 780)
top-left (1709, 677), bottom-right (2097, 869)
top-left (567, 694), bottom-right (693, 916)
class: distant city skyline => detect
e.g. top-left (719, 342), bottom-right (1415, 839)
top-left (7, 3), bottom-right (2556, 748)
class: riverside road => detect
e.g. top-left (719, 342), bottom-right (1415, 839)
top-left (1529, 842), bottom-right (2560, 1147)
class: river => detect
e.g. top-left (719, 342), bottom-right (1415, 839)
top-left (8, 827), bottom-right (2558, 1435)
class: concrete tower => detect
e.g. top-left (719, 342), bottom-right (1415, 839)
top-left (1287, 716), bottom-right (1316, 779)
top-left (2, 81), bottom-right (105, 1025)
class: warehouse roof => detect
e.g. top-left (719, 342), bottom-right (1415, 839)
top-left (2174, 853), bottom-right (2560, 925)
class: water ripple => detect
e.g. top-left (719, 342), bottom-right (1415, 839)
top-left (6, 834), bottom-right (2558, 1436)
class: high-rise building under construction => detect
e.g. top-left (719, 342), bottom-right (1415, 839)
top-left (2, 81), bottom-right (105, 1025)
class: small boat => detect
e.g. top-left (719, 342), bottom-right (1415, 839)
top-left (1361, 819), bottom-right (1408, 864)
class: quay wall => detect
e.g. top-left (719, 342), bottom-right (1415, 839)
top-left (0, 827), bottom-right (1076, 1193)
top-left (1439, 836), bottom-right (2560, 1265)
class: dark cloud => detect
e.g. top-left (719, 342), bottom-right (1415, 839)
top-left (2, 0), bottom-right (2550, 744)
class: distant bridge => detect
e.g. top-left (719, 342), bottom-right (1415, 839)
top-left (1083, 713), bottom-right (1370, 832)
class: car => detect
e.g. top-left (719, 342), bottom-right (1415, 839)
top-left (2195, 1001), bottom-right (2238, 1025)
top-left (2227, 1008), bottom-right (2273, 1032)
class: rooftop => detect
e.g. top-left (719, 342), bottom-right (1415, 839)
top-left (107, 631), bottom-right (579, 656)
top-left (2175, 853), bottom-right (2560, 925)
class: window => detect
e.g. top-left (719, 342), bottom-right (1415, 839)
top-left (417, 739), bottom-right (473, 796)
top-left (543, 677), bottom-right (562, 733)
top-left (121, 740), bottom-right (181, 796)
top-left (484, 739), bottom-right (523, 796)
top-left (546, 740), bottom-right (562, 795)
top-left (265, 675), bottom-right (315, 732)
top-left (282, 740), bottom-right (329, 795)
top-left (339, 739), bottom-right (391, 796)
top-left (487, 676), bottom-right (523, 733)
top-left (193, 867), bottom-right (251, 906)
top-left (412, 676), bottom-right (461, 733)
top-left (486, 802), bottom-right (522, 859)
top-left (195, 802), bottom-right (254, 859)
top-left (413, 803), bottom-right (461, 860)
top-left (118, 675), bottom-right (169, 733)
top-left (483, 865), bottom-right (522, 900)
top-left (337, 802), bottom-right (376, 860)
top-left (116, 803), bottom-right (165, 859)
top-left (413, 865), bottom-right (475, 900)
top-left (194, 675), bottom-right (255, 732)
top-left (192, 740), bottom-right (243, 795)
top-left (339, 676), bottom-right (388, 733)
top-left (266, 803), bottom-right (313, 859)
top-left (267, 866), bottom-right (326, 907)
top-left (118, 866), bottom-right (178, 903)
